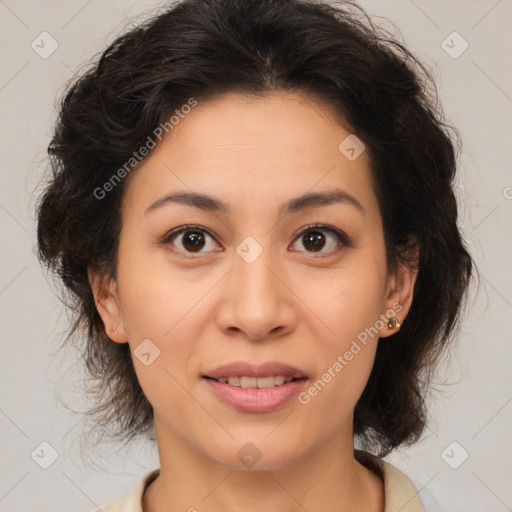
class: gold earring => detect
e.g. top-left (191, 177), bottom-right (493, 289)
top-left (387, 316), bottom-right (401, 330)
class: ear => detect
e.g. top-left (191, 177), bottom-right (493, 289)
top-left (379, 241), bottom-right (419, 338)
top-left (88, 268), bottom-right (128, 344)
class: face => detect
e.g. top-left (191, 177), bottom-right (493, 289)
top-left (92, 91), bottom-right (416, 470)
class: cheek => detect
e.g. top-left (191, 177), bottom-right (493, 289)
top-left (302, 252), bottom-right (387, 345)
top-left (115, 235), bottom-right (208, 337)
top-left (295, 255), bottom-right (385, 415)
top-left (297, 296), bottom-right (380, 436)
top-left (112, 239), bottom-right (196, 391)
top-left (115, 259), bottom-right (202, 420)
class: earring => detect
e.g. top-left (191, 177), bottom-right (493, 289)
top-left (387, 316), bottom-right (401, 330)
top-left (112, 324), bottom-right (118, 332)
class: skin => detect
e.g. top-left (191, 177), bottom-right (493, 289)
top-left (90, 91), bottom-right (418, 512)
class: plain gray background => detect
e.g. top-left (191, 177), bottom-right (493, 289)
top-left (1, 0), bottom-right (511, 510)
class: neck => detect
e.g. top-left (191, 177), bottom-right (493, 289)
top-left (142, 419), bottom-right (384, 512)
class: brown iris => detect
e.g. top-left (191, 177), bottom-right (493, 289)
top-left (302, 230), bottom-right (326, 252)
top-left (181, 231), bottom-right (206, 252)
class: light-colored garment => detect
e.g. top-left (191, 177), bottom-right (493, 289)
top-left (97, 455), bottom-right (424, 512)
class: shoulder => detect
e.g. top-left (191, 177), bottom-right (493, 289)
top-left (355, 450), bottom-right (425, 512)
top-left (379, 459), bottom-right (425, 512)
top-left (95, 469), bottom-right (160, 512)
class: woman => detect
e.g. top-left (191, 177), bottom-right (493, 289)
top-left (36, 0), bottom-right (474, 510)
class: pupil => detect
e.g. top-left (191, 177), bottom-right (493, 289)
top-left (183, 231), bottom-right (205, 251)
top-left (304, 231), bottom-right (325, 252)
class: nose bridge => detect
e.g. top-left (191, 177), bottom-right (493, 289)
top-left (234, 242), bottom-right (280, 311)
top-left (217, 238), bottom-right (294, 339)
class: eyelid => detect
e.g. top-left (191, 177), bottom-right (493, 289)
top-left (292, 223), bottom-right (352, 247)
top-left (160, 224), bottom-right (216, 243)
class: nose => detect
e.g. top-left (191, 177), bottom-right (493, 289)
top-left (215, 250), bottom-right (297, 341)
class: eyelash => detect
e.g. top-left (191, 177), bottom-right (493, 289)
top-left (159, 223), bottom-right (352, 258)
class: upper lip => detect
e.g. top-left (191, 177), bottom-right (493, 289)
top-left (203, 361), bottom-right (308, 380)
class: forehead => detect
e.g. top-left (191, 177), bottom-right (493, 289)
top-left (165, 91), bottom-right (355, 154)
top-left (121, 91), bottom-right (379, 223)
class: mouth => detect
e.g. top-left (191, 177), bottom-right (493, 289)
top-left (202, 361), bottom-right (309, 412)
top-left (203, 375), bottom-right (307, 389)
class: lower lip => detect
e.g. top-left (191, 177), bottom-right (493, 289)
top-left (203, 377), bottom-right (308, 412)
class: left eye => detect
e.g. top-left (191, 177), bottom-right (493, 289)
top-left (290, 224), bottom-right (348, 254)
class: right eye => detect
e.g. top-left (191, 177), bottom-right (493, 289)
top-left (160, 225), bottom-right (222, 257)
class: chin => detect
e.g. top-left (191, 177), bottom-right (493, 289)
top-left (204, 436), bottom-right (307, 472)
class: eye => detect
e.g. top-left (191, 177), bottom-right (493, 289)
top-left (160, 223), bottom-right (351, 258)
top-left (290, 224), bottom-right (351, 255)
top-left (161, 225), bottom-right (221, 256)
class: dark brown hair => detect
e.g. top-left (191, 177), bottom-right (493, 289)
top-left (36, 0), bottom-right (474, 457)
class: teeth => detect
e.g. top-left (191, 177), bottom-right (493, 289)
top-left (274, 376), bottom-right (286, 386)
top-left (217, 375), bottom-right (295, 388)
top-left (240, 376), bottom-right (258, 388)
top-left (228, 376), bottom-right (240, 386)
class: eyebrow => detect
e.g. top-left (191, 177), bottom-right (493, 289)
top-left (144, 188), bottom-right (364, 216)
